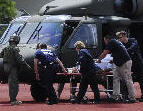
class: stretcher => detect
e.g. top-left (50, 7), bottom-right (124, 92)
top-left (56, 71), bottom-right (113, 98)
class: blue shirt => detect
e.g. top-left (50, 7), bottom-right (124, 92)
top-left (78, 49), bottom-right (101, 73)
top-left (105, 39), bottom-right (131, 66)
top-left (34, 49), bottom-right (57, 66)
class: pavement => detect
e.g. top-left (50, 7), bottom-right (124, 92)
top-left (0, 83), bottom-right (143, 111)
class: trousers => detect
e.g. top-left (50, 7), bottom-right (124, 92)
top-left (112, 60), bottom-right (136, 100)
top-left (76, 73), bottom-right (100, 101)
top-left (4, 63), bottom-right (19, 102)
top-left (42, 67), bottom-right (57, 102)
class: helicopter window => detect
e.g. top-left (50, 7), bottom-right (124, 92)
top-left (28, 22), bottom-right (63, 48)
top-left (0, 23), bottom-right (24, 44)
top-left (19, 22), bottom-right (39, 44)
top-left (60, 21), bottom-right (79, 47)
top-left (68, 23), bottom-right (98, 48)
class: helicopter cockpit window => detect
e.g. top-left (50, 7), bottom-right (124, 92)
top-left (0, 23), bottom-right (24, 44)
top-left (28, 22), bottom-right (63, 48)
top-left (68, 24), bottom-right (98, 48)
top-left (19, 22), bottom-right (39, 44)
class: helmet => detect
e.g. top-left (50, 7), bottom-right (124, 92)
top-left (9, 35), bottom-right (20, 44)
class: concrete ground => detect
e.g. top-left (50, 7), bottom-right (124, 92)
top-left (0, 83), bottom-right (143, 111)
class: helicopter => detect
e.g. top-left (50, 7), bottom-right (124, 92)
top-left (0, 0), bottom-right (143, 101)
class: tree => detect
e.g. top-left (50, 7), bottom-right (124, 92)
top-left (0, 24), bottom-right (8, 37)
top-left (0, 0), bottom-right (17, 24)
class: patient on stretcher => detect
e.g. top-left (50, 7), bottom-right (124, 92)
top-left (56, 54), bottom-right (113, 100)
top-left (95, 54), bottom-right (113, 72)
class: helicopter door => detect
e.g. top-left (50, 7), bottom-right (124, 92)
top-left (61, 22), bottom-right (100, 68)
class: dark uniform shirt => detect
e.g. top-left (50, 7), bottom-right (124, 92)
top-left (78, 49), bottom-right (101, 74)
top-left (34, 49), bottom-right (57, 67)
top-left (105, 39), bottom-right (131, 66)
top-left (123, 38), bottom-right (143, 61)
top-left (34, 49), bottom-right (58, 102)
top-left (123, 38), bottom-right (143, 76)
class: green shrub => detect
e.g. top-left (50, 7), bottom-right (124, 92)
top-left (0, 0), bottom-right (17, 24)
top-left (0, 25), bottom-right (8, 38)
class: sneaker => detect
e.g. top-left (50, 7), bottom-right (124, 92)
top-left (70, 95), bottom-right (76, 100)
top-left (92, 98), bottom-right (101, 104)
top-left (92, 100), bottom-right (100, 104)
top-left (139, 98), bottom-right (143, 102)
top-left (70, 98), bottom-right (81, 104)
top-left (71, 98), bottom-right (89, 104)
top-left (108, 98), bottom-right (122, 103)
top-left (10, 100), bottom-right (22, 106)
top-left (124, 99), bottom-right (136, 103)
top-left (81, 96), bottom-right (89, 104)
top-left (45, 100), bottom-right (58, 105)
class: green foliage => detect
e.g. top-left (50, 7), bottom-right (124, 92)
top-left (0, 25), bottom-right (8, 37)
top-left (0, 0), bottom-right (17, 24)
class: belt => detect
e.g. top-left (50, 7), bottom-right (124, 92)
top-left (49, 61), bottom-right (58, 65)
top-left (43, 66), bottom-right (47, 68)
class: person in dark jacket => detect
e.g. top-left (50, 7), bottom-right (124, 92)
top-left (72, 41), bottom-right (100, 104)
top-left (34, 43), bottom-right (67, 105)
top-left (97, 35), bottom-right (136, 103)
top-left (117, 31), bottom-right (143, 102)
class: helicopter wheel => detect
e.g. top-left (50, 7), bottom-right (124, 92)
top-left (30, 81), bottom-right (47, 102)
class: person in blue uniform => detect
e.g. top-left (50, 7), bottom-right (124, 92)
top-left (97, 35), bottom-right (136, 103)
top-left (34, 43), bottom-right (67, 105)
top-left (72, 41), bottom-right (100, 104)
top-left (117, 31), bottom-right (143, 102)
